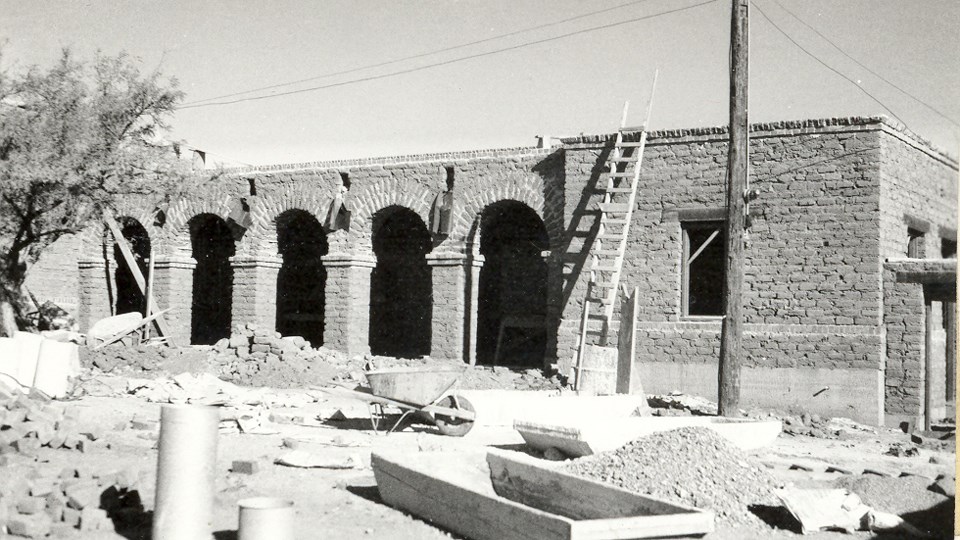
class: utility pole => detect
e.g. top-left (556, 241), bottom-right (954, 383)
top-left (719, 0), bottom-right (749, 416)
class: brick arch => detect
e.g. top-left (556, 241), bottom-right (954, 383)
top-left (350, 179), bottom-right (433, 243)
top-left (457, 177), bottom-right (562, 252)
top-left (242, 187), bottom-right (331, 256)
top-left (161, 193), bottom-right (233, 257)
top-left (77, 207), bottom-right (158, 258)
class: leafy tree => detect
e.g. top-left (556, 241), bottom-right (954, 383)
top-left (0, 49), bottom-right (205, 335)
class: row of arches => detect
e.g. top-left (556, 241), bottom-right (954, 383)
top-left (109, 201), bottom-right (550, 366)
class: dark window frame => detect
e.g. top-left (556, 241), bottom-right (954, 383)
top-left (681, 220), bottom-right (726, 318)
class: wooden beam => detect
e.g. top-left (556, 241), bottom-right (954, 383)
top-left (104, 216), bottom-right (177, 346)
top-left (719, 0), bottom-right (749, 416)
top-left (925, 301), bottom-right (934, 430)
top-left (688, 228), bottom-right (721, 266)
top-left (93, 308), bottom-right (172, 350)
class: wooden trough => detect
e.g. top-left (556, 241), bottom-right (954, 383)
top-left (514, 416), bottom-right (782, 457)
top-left (372, 449), bottom-right (713, 540)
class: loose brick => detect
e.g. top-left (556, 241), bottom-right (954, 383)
top-left (231, 460), bottom-right (260, 475)
top-left (64, 483), bottom-right (99, 510)
top-left (16, 496), bottom-right (46, 515)
top-left (7, 513), bottom-right (52, 538)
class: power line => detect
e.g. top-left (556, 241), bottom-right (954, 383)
top-left (751, 1), bottom-right (907, 127)
top-left (765, 0), bottom-right (960, 129)
top-left (181, 0), bottom-right (664, 107)
top-left (178, 0), bottom-right (718, 110)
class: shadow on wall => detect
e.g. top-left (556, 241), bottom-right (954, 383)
top-left (369, 206), bottom-right (432, 358)
top-left (276, 210), bottom-right (328, 347)
top-left (190, 214), bottom-right (235, 345)
top-left (477, 200), bottom-right (549, 367)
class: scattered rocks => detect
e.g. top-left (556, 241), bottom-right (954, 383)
top-left (884, 443), bottom-right (919, 458)
top-left (646, 393), bottom-right (718, 416)
top-left (0, 466), bottom-right (144, 536)
top-left (0, 387), bottom-right (86, 456)
top-left (563, 427), bottom-right (782, 527)
top-left (214, 323), bottom-right (349, 388)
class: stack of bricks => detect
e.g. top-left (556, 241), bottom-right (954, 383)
top-left (0, 466), bottom-right (143, 537)
top-left (213, 322), bottom-right (345, 380)
top-left (0, 390), bottom-right (100, 459)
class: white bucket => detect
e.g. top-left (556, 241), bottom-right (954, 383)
top-left (238, 497), bottom-right (295, 540)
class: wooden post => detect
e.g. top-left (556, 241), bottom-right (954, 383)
top-left (946, 301), bottom-right (956, 403)
top-left (144, 246), bottom-right (155, 340)
top-left (718, 0), bottom-right (749, 417)
top-left (925, 300), bottom-right (934, 430)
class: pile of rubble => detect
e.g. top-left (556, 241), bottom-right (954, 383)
top-left (212, 323), bottom-right (350, 388)
top-left (563, 427), bottom-right (783, 527)
top-left (0, 464), bottom-right (143, 537)
top-left (0, 385), bottom-right (97, 458)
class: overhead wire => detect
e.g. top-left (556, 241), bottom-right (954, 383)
top-left (750, 0), bottom-right (907, 127)
top-left (764, 0), bottom-right (959, 129)
top-left (180, 0), bottom-right (665, 107)
top-left (177, 0), bottom-right (718, 110)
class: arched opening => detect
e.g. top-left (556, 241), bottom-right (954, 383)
top-left (477, 201), bottom-right (549, 367)
top-left (276, 210), bottom-right (328, 346)
top-left (369, 206), bottom-right (432, 358)
top-left (189, 214), bottom-right (235, 345)
top-left (113, 217), bottom-right (150, 316)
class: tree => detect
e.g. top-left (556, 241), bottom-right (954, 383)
top-left (0, 49), bottom-right (205, 336)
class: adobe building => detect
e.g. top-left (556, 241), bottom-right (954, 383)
top-left (26, 116), bottom-right (957, 427)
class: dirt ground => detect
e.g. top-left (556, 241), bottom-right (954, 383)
top-left (3, 359), bottom-right (956, 540)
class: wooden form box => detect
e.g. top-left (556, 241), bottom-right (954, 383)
top-left (372, 449), bottom-right (713, 540)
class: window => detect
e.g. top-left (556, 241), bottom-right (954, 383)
top-left (942, 237), bottom-right (957, 259)
top-left (907, 228), bottom-right (925, 258)
top-left (682, 221), bottom-right (725, 316)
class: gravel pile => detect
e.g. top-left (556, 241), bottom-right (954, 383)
top-left (562, 427), bottom-right (782, 527)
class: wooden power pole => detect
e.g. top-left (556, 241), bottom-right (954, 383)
top-left (719, 0), bottom-right (749, 416)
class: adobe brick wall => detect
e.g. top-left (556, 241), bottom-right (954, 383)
top-left (878, 126), bottom-right (958, 259)
top-left (559, 118), bottom-right (887, 372)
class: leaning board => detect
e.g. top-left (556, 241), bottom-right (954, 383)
top-left (372, 449), bottom-right (713, 540)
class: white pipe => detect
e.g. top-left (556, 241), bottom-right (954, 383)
top-left (238, 497), bottom-right (295, 540)
top-left (153, 404), bottom-right (219, 540)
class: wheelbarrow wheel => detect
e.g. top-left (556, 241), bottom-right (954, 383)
top-left (434, 395), bottom-right (475, 437)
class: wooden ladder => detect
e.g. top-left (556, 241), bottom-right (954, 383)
top-left (574, 79), bottom-right (656, 389)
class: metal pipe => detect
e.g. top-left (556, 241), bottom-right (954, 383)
top-left (153, 404), bottom-right (219, 540)
top-left (238, 497), bottom-right (295, 540)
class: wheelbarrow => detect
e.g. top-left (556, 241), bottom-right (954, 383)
top-left (322, 365), bottom-right (476, 437)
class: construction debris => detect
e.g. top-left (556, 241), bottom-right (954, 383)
top-left (0, 464), bottom-right (144, 536)
top-left (0, 383), bottom-right (87, 456)
top-left (275, 451), bottom-right (361, 470)
top-left (563, 427), bottom-right (782, 527)
top-left (777, 488), bottom-right (930, 536)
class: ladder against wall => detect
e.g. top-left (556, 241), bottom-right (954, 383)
top-left (574, 86), bottom-right (655, 392)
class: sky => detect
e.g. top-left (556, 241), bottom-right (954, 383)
top-left (2, 0), bottom-right (959, 166)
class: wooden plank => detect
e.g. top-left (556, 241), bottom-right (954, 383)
top-left (104, 216), bottom-right (177, 345)
top-left (143, 246), bottom-right (155, 340)
top-left (616, 286), bottom-right (646, 399)
top-left (372, 453), bottom-right (572, 540)
top-left (486, 452), bottom-right (713, 539)
top-left (598, 203), bottom-right (630, 213)
top-left (93, 308), bottom-right (172, 350)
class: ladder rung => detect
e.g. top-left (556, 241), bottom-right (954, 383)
top-left (612, 156), bottom-right (640, 162)
top-left (603, 187), bottom-right (634, 194)
top-left (599, 203), bottom-right (630, 213)
top-left (586, 312), bottom-right (610, 320)
top-left (619, 141), bottom-right (645, 147)
top-left (593, 249), bottom-right (621, 256)
top-left (596, 234), bottom-right (624, 241)
top-left (587, 295), bottom-right (615, 305)
top-left (620, 125), bottom-right (645, 132)
top-left (602, 218), bottom-right (627, 225)
top-left (606, 172), bottom-right (633, 178)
